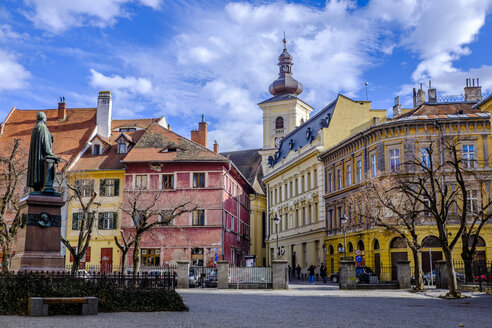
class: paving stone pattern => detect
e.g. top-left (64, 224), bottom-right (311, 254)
top-left (0, 283), bottom-right (490, 328)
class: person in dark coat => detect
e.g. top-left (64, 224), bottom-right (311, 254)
top-left (295, 264), bottom-right (301, 279)
top-left (308, 265), bottom-right (316, 283)
top-left (320, 264), bottom-right (327, 283)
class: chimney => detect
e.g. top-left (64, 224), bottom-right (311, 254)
top-left (427, 80), bottom-right (437, 103)
top-left (96, 91), bottom-right (112, 138)
top-left (191, 114), bottom-right (207, 148)
top-left (213, 140), bottom-right (219, 154)
top-left (167, 124), bottom-right (171, 131)
top-left (416, 83), bottom-right (425, 107)
top-left (58, 97), bottom-right (66, 120)
top-left (392, 96), bottom-right (401, 117)
top-left (464, 78), bottom-right (482, 102)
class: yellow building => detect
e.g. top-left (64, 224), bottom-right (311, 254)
top-left (64, 91), bottom-right (168, 272)
top-left (320, 83), bottom-right (492, 279)
top-left (259, 39), bottom-right (386, 271)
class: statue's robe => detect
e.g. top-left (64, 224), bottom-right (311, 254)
top-left (27, 121), bottom-right (55, 191)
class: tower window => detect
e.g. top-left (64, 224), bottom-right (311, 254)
top-left (275, 117), bottom-right (284, 129)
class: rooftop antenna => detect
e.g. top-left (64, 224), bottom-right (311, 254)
top-left (201, 114), bottom-right (204, 122)
top-left (364, 82), bottom-right (369, 101)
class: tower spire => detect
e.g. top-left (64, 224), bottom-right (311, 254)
top-left (268, 36), bottom-right (303, 97)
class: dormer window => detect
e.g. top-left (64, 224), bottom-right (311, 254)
top-left (119, 128), bottom-right (136, 132)
top-left (93, 144), bottom-right (100, 156)
top-left (118, 139), bottom-right (127, 154)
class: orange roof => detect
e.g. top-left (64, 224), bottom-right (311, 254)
top-left (123, 123), bottom-right (228, 163)
top-left (394, 102), bottom-right (479, 120)
top-left (71, 118), bottom-right (156, 171)
top-left (0, 108), bottom-right (97, 170)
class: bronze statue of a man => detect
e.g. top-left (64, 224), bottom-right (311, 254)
top-left (27, 112), bottom-right (58, 193)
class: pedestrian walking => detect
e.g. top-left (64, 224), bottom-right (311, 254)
top-left (308, 265), bottom-right (316, 283)
top-left (320, 264), bottom-right (327, 283)
top-left (296, 264), bottom-right (301, 280)
top-left (288, 265), bottom-right (292, 278)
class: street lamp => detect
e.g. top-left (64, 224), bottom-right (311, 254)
top-left (341, 215), bottom-right (348, 258)
top-left (273, 216), bottom-right (280, 258)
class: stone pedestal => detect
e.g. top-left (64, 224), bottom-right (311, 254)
top-left (177, 260), bottom-right (190, 289)
top-left (11, 193), bottom-right (65, 272)
top-left (217, 260), bottom-right (229, 289)
top-left (396, 260), bottom-right (411, 289)
top-left (272, 260), bottom-right (288, 289)
top-left (339, 257), bottom-right (356, 290)
top-left (435, 260), bottom-right (448, 289)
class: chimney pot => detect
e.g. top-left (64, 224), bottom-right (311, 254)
top-left (191, 117), bottom-right (207, 148)
top-left (213, 141), bottom-right (219, 154)
top-left (464, 78), bottom-right (482, 102)
top-left (58, 101), bottom-right (67, 120)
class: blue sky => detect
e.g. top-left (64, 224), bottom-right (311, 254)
top-left (1, 0), bottom-right (492, 151)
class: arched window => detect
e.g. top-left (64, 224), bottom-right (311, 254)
top-left (329, 245), bottom-right (334, 255)
top-left (373, 239), bottom-right (380, 250)
top-left (422, 235), bottom-right (440, 248)
top-left (390, 237), bottom-right (407, 249)
top-left (467, 235), bottom-right (486, 247)
top-left (357, 240), bottom-right (365, 251)
top-left (275, 117), bottom-right (284, 129)
top-left (337, 243), bottom-right (343, 253)
top-left (348, 242), bottom-right (354, 253)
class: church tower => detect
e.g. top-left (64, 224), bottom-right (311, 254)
top-left (259, 37), bottom-right (313, 168)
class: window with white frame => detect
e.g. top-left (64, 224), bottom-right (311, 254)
top-left (337, 169), bottom-right (342, 190)
top-left (462, 144), bottom-right (476, 169)
top-left (117, 139), bottom-right (127, 154)
top-left (356, 160), bottom-right (362, 183)
top-left (193, 173), bottom-right (206, 188)
top-left (135, 175), bottom-right (148, 189)
top-left (389, 148), bottom-right (400, 172)
top-left (162, 174), bottom-right (174, 189)
top-left (467, 190), bottom-right (479, 214)
top-left (192, 210), bottom-right (205, 226)
top-left (371, 154), bottom-right (377, 177)
top-left (346, 164), bottom-right (352, 186)
top-left (98, 212), bottom-right (117, 230)
top-left (74, 179), bottom-right (94, 197)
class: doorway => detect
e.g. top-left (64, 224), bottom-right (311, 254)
top-left (100, 248), bottom-right (113, 273)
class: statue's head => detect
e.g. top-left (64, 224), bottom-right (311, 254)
top-left (36, 112), bottom-right (47, 123)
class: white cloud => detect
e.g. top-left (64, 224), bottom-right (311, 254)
top-left (0, 50), bottom-right (31, 93)
top-left (89, 69), bottom-right (152, 94)
top-left (23, 0), bottom-right (161, 33)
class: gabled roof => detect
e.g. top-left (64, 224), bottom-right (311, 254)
top-left (122, 123), bottom-right (229, 163)
top-left (222, 148), bottom-right (264, 193)
top-left (111, 118), bottom-right (161, 131)
top-left (71, 119), bottom-right (153, 172)
top-left (0, 107), bottom-right (97, 170)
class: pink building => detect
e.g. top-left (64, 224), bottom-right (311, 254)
top-left (121, 121), bottom-right (254, 267)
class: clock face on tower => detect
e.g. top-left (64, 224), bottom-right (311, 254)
top-left (275, 137), bottom-right (282, 148)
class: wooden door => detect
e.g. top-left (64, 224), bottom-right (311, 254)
top-left (374, 253), bottom-right (381, 276)
top-left (391, 252), bottom-right (408, 280)
top-left (100, 248), bottom-right (113, 273)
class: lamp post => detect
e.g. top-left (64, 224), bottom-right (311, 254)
top-left (341, 215), bottom-right (348, 258)
top-left (273, 216), bottom-right (280, 258)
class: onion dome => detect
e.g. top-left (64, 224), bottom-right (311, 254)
top-left (268, 37), bottom-right (303, 96)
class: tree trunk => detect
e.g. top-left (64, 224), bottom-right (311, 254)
top-left (461, 251), bottom-right (474, 283)
top-left (71, 253), bottom-right (81, 275)
top-left (1, 245), bottom-right (12, 274)
top-left (132, 233), bottom-right (142, 282)
top-left (121, 249), bottom-right (128, 275)
top-left (412, 248), bottom-right (425, 291)
top-left (442, 246), bottom-right (461, 298)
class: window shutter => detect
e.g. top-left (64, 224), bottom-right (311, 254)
top-left (114, 179), bottom-right (120, 196)
top-left (86, 247), bottom-right (91, 262)
top-left (112, 212), bottom-right (118, 229)
top-left (98, 213), bottom-right (104, 229)
top-left (99, 179), bottom-right (105, 196)
top-left (72, 213), bottom-right (78, 230)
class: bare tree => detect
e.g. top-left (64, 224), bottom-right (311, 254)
top-left (60, 174), bottom-right (99, 274)
top-left (0, 139), bottom-right (27, 273)
top-left (120, 187), bottom-right (196, 280)
top-left (353, 175), bottom-right (427, 291)
top-left (114, 230), bottom-right (134, 275)
top-left (457, 177), bottom-right (492, 282)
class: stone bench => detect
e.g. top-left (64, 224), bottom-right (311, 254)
top-left (28, 297), bottom-right (98, 316)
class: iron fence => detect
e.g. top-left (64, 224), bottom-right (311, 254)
top-left (189, 266), bottom-right (217, 288)
top-left (64, 264), bottom-right (177, 275)
top-left (229, 267), bottom-right (272, 285)
top-left (376, 266), bottom-right (393, 282)
top-left (453, 260), bottom-right (492, 287)
top-left (1, 270), bottom-right (177, 290)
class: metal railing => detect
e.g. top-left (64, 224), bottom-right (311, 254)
top-left (65, 264), bottom-right (177, 275)
top-left (453, 260), bottom-right (492, 288)
top-left (228, 267), bottom-right (272, 285)
top-left (1, 270), bottom-right (177, 290)
top-left (190, 266), bottom-right (217, 288)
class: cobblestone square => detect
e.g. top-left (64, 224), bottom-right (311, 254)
top-left (0, 283), bottom-right (490, 328)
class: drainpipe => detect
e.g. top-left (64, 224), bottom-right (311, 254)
top-left (266, 184), bottom-right (271, 265)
